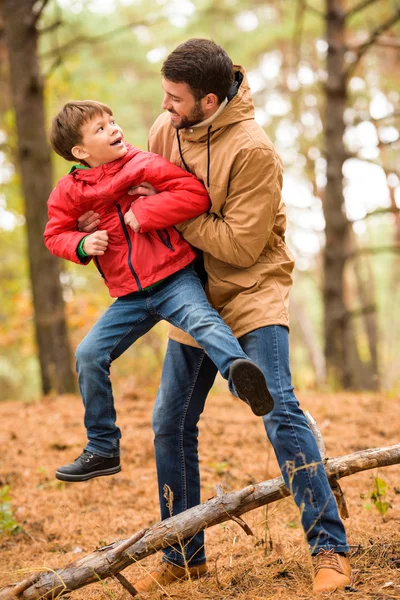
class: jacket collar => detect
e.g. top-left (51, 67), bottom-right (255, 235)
top-left (69, 143), bottom-right (138, 182)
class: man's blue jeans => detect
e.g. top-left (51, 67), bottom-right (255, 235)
top-left (76, 266), bottom-right (250, 457)
top-left (153, 325), bottom-right (349, 566)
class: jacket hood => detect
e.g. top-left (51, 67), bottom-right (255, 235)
top-left (180, 66), bottom-right (254, 143)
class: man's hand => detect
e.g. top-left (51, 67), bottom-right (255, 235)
top-left (124, 208), bottom-right (141, 232)
top-left (78, 210), bottom-right (101, 233)
top-left (82, 230), bottom-right (109, 255)
top-left (128, 181), bottom-right (157, 197)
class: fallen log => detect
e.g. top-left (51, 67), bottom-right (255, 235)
top-left (1, 442), bottom-right (399, 600)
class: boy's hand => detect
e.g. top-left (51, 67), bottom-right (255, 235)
top-left (124, 208), bottom-right (141, 232)
top-left (128, 181), bottom-right (157, 196)
top-left (78, 210), bottom-right (100, 233)
top-left (82, 231), bottom-right (109, 255)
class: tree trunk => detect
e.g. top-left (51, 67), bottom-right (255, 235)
top-left (323, 0), bottom-right (367, 388)
top-left (290, 297), bottom-right (326, 387)
top-left (0, 442), bottom-right (399, 599)
top-left (350, 231), bottom-right (379, 389)
top-left (1, 0), bottom-right (76, 394)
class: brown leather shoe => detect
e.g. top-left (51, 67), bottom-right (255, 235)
top-left (134, 561), bottom-right (208, 593)
top-left (313, 549), bottom-right (351, 593)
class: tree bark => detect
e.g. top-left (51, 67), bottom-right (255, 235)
top-left (323, 0), bottom-right (368, 388)
top-left (290, 297), bottom-right (327, 387)
top-left (351, 232), bottom-right (379, 389)
top-left (1, 0), bottom-right (76, 394)
top-left (1, 442), bottom-right (399, 600)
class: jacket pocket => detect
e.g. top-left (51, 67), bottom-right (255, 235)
top-left (156, 229), bottom-right (174, 251)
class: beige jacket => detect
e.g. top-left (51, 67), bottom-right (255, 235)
top-left (148, 66), bottom-right (295, 345)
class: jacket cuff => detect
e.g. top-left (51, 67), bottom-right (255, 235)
top-left (76, 236), bottom-right (90, 263)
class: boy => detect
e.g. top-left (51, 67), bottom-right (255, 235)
top-left (44, 100), bottom-right (274, 482)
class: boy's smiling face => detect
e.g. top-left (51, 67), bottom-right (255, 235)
top-left (72, 111), bottom-right (127, 167)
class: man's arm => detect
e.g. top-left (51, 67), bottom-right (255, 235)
top-left (129, 154), bottom-right (210, 232)
top-left (175, 148), bottom-right (283, 268)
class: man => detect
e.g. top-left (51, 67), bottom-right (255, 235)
top-left (79, 39), bottom-right (351, 594)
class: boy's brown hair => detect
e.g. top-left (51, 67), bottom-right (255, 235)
top-left (49, 100), bottom-right (113, 161)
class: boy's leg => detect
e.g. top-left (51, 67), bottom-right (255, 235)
top-left (151, 267), bottom-right (273, 416)
top-left (56, 293), bottom-right (156, 481)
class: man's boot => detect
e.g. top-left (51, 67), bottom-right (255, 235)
top-left (313, 549), bottom-right (351, 593)
top-left (134, 561), bottom-right (207, 593)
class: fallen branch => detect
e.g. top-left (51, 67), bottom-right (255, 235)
top-left (0, 442), bottom-right (399, 600)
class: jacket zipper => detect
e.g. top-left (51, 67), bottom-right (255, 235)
top-left (94, 256), bottom-right (107, 281)
top-left (156, 229), bottom-right (174, 251)
top-left (117, 204), bottom-right (142, 290)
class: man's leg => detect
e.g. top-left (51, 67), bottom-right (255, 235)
top-left (152, 340), bottom-right (218, 567)
top-left (239, 325), bottom-right (350, 592)
top-left (238, 325), bottom-right (349, 553)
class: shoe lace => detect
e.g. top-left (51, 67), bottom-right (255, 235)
top-left (314, 549), bottom-right (346, 576)
top-left (76, 450), bottom-right (94, 463)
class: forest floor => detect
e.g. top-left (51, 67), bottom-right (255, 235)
top-left (0, 388), bottom-right (399, 600)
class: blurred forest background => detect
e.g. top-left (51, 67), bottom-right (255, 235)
top-left (1, 0), bottom-right (400, 402)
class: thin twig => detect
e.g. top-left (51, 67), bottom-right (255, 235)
top-left (112, 574), bottom-right (138, 598)
top-left (345, 0), bottom-right (383, 20)
top-left (37, 19), bottom-right (62, 36)
top-left (346, 8), bottom-right (400, 78)
top-left (31, 0), bottom-right (50, 27)
top-left (107, 528), bottom-right (148, 562)
top-left (229, 515), bottom-right (254, 536)
top-left (304, 410), bottom-right (326, 459)
top-left (350, 206), bottom-right (400, 222)
top-left (348, 246), bottom-right (400, 259)
top-left (40, 18), bottom-right (159, 60)
top-left (216, 485), bottom-right (253, 534)
top-left (374, 36), bottom-right (400, 48)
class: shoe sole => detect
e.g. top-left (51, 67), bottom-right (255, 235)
top-left (55, 465), bottom-right (121, 482)
top-left (230, 359), bottom-right (274, 416)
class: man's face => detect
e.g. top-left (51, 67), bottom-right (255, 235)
top-left (161, 78), bottom-right (205, 129)
top-left (74, 112), bottom-right (127, 167)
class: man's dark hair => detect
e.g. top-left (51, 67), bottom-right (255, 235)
top-left (161, 39), bottom-right (234, 103)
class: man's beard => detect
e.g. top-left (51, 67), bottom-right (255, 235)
top-left (170, 100), bottom-right (205, 130)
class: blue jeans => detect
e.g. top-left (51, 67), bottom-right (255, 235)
top-left (153, 325), bottom-right (349, 565)
top-left (76, 266), bottom-right (250, 457)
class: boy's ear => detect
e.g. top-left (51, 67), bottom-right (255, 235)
top-left (71, 145), bottom-right (90, 161)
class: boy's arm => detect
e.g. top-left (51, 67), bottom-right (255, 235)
top-left (129, 154), bottom-right (210, 232)
top-left (44, 185), bottom-right (92, 264)
top-left (175, 148), bottom-right (283, 268)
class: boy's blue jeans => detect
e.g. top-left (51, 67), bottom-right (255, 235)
top-left (153, 325), bottom-right (349, 565)
top-left (76, 266), bottom-right (250, 457)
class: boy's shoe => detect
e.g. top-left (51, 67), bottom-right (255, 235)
top-left (230, 359), bottom-right (274, 416)
top-left (55, 450), bottom-right (121, 482)
top-left (134, 561), bottom-right (208, 593)
top-left (313, 549), bottom-right (351, 593)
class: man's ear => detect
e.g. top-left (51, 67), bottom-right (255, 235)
top-left (71, 145), bottom-right (90, 161)
top-left (203, 93), bottom-right (219, 110)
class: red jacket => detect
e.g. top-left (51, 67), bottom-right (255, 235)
top-left (44, 144), bottom-right (210, 297)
